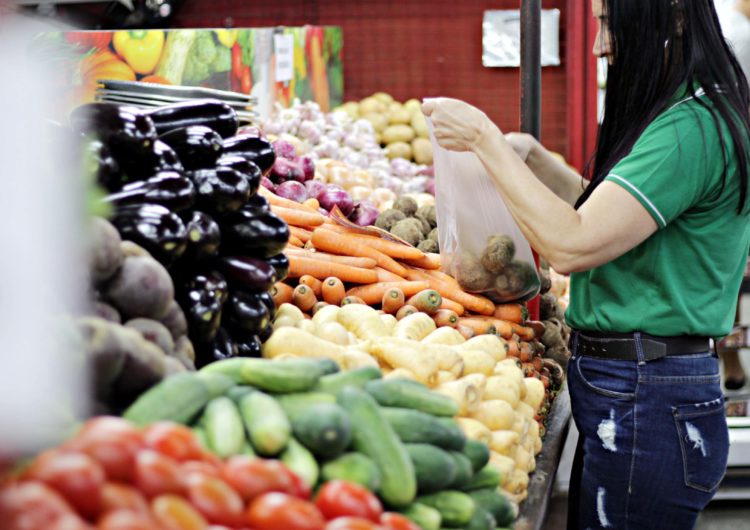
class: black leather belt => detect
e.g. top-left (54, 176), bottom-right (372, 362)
top-left (573, 331), bottom-right (711, 361)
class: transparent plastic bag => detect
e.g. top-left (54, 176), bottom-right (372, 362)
top-left (429, 120), bottom-right (540, 303)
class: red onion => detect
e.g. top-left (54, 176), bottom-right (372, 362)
top-left (275, 180), bottom-right (308, 203)
top-left (272, 139), bottom-right (297, 160)
top-left (270, 157), bottom-right (305, 184)
top-left (319, 186), bottom-right (354, 216)
top-left (304, 179), bottom-right (328, 200)
top-left (349, 200), bottom-right (380, 226)
top-left (260, 176), bottom-right (276, 191)
top-left (300, 156), bottom-right (316, 181)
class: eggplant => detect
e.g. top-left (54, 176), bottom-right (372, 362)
top-left (112, 139), bottom-right (184, 183)
top-left (103, 172), bottom-right (196, 212)
top-left (84, 139), bottom-right (122, 192)
top-left (266, 253), bottom-right (289, 283)
top-left (196, 327), bottom-right (238, 368)
top-left (181, 211), bottom-right (221, 262)
top-left (145, 99), bottom-right (238, 138)
top-left (216, 155), bottom-right (261, 197)
top-left (70, 103), bottom-right (156, 155)
top-left (245, 193), bottom-right (270, 211)
top-left (255, 291), bottom-right (276, 321)
top-left (112, 204), bottom-right (188, 266)
top-left (159, 125), bottom-right (223, 170)
top-left (234, 333), bottom-right (263, 358)
top-left (221, 208), bottom-right (289, 258)
top-left (220, 256), bottom-right (277, 293)
top-left (190, 167), bottom-right (250, 215)
top-left (178, 270), bottom-right (228, 344)
top-left (257, 323), bottom-right (274, 343)
top-left (222, 135), bottom-right (276, 176)
top-left (225, 291), bottom-right (271, 335)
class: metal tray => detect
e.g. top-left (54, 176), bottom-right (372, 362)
top-left (98, 79), bottom-right (256, 105)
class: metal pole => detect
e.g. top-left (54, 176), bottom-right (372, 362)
top-left (520, 0), bottom-right (541, 139)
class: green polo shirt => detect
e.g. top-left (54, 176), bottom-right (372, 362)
top-left (567, 88), bottom-right (750, 338)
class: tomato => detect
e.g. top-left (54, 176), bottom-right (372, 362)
top-left (245, 492), bottom-right (325, 530)
top-left (284, 468), bottom-right (311, 500)
top-left (97, 510), bottom-right (161, 530)
top-left (187, 476), bottom-right (244, 527)
top-left (180, 461), bottom-right (221, 487)
top-left (48, 512), bottom-right (94, 530)
top-left (325, 517), bottom-right (383, 530)
top-left (220, 457), bottom-right (294, 501)
top-left (379, 513), bottom-right (421, 530)
top-left (67, 417), bottom-right (143, 482)
top-left (314, 481), bottom-right (383, 523)
top-left (150, 495), bottom-right (209, 530)
top-left (133, 450), bottom-right (186, 498)
top-left (142, 423), bottom-right (204, 462)
top-left (0, 481), bottom-right (76, 530)
top-left (100, 483), bottom-right (150, 517)
top-left (25, 451), bottom-right (105, 520)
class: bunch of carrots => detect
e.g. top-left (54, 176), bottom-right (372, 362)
top-left (260, 187), bottom-right (547, 372)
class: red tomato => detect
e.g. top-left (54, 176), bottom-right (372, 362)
top-left (97, 510), bottom-right (160, 530)
top-left (100, 483), bottom-right (150, 517)
top-left (240, 66), bottom-right (252, 95)
top-left (0, 481), bottom-right (76, 530)
top-left (314, 481), bottom-right (383, 523)
top-left (379, 513), bottom-right (421, 530)
top-left (284, 468), bottom-right (311, 500)
top-left (151, 495), bottom-right (208, 530)
top-left (187, 476), bottom-right (244, 527)
top-left (48, 512), bottom-right (94, 530)
top-left (67, 417), bottom-right (143, 482)
top-left (180, 461), bottom-right (221, 487)
top-left (245, 492), bottom-right (325, 530)
top-left (25, 451), bottom-right (105, 520)
top-left (133, 450), bottom-right (186, 498)
top-left (220, 457), bottom-right (294, 501)
top-left (325, 517), bottom-right (383, 530)
top-left (142, 423), bottom-right (204, 462)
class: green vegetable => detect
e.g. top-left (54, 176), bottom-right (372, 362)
top-left (467, 489), bottom-right (516, 527)
top-left (463, 465), bottom-right (502, 491)
top-left (466, 507), bottom-right (496, 530)
top-left (201, 358), bottom-right (325, 393)
top-left (201, 396), bottom-right (245, 458)
top-left (462, 440), bottom-right (491, 473)
top-left (417, 491), bottom-right (476, 527)
top-left (290, 403), bottom-right (352, 459)
top-left (225, 385), bottom-right (255, 402)
top-left (448, 451), bottom-right (474, 489)
top-left (238, 391), bottom-right (290, 456)
top-left (315, 366), bottom-right (382, 394)
top-left (321, 453), bottom-right (382, 491)
top-left (191, 425), bottom-right (209, 451)
top-left (405, 444), bottom-right (457, 494)
top-left (155, 30), bottom-right (198, 85)
top-left (281, 437), bottom-right (319, 487)
top-left (276, 392), bottom-right (336, 419)
top-left (365, 379), bottom-right (458, 417)
top-left (398, 503), bottom-right (442, 530)
top-left (380, 407), bottom-right (466, 450)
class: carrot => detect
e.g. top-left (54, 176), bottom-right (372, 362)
top-left (375, 267), bottom-right (405, 282)
top-left (406, 268), bottom-right (495, 316)
top-left (406, 289), bottom-right (443, 315)
top-left (288, 235), bottom-right (304, 247)
top-left (493, 303), bottom-right (528, 325)
top-left (396, 305), bottom-right (418, 320)
top-left (469, 317), bottom-right (514, 339)
top-left (440, 298), bottom-right (465, 316)
top-left (507, 340), bottom-right (520, 358)
top-left (299, 275), bottom-right (323, 298)
top-left (518, 342), bottom-right (534, 363)
top-left (382, 288), bottom-right (406, 315)
top-left (286, 248), bottom-right (377, 269)
top-left (458, 317), bottom-right (497, 336)
top-left (303, 198), bottom-right (320, 211)
top-left (321, 277), bottom-right (346, 306)
top-left (258, 186), bottom-right (318, 212)
top-left (511, 323), bottom-right (536, 342)
top-left (402, 253), bottom-right (441, 270)
top-left (292, 284), bottom-right (317, 312)
top-left (312, 228), bottom-right (408, 278)
top-left (345, 281), bottom-right (431, 306)
top-left (341, 296), bottom-right (366, 306)
top-left (433, 309), bottom-right (459, 328)
top-left (271, 282), bottom-right (294, 307)
top-left (457, 325), bottom-right (475, 340)
top-left (290, 226), bottom-right (313, 243)
top-left (532, 355), bottom-right (543, 372)
top-left (287, 255), bottom-right (378, 284)
top-left (425, 269), bottom-right (460, 286)
top-left (320, 224), bottom-right (425, 261)
top-left (271, 205), bottom-right (325, 227)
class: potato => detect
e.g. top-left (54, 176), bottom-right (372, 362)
top-left (359, 96), bottom-right (386, 115)
top-left (385, 141), bottom-right (413, 160)
top-left (363, 112), bottom-right (389, 133)
top-left (382, 124), bottom-right (416, 144)
top-left (372, 91), bottom-right (394, 105)
top-left (411, 112), bottom-right (430, 139)
top-left (412, 137), bottom-right (433, 165)
top-left (337, 101), bottom-right (360, 119)
top-left (404, 98), bottom-right (422, 116)
top-left (389, 107), bottom-right (412, 125)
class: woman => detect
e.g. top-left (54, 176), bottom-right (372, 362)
top-left (424, 0), bottom-right (750, 528)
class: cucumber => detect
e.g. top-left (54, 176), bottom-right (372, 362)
top-left (281, 437), bottom-right (319, 487)
top-left (315, 366), bottom-right (383, 394)
top-left (462, 440), bottom-right (490, 472)
top-left (275, 392), bottom-right (336, 420)
top-left (365, 379), bottom-right (459, 417)
top-left (337, 387), bottom-right (416, 508)
top-left (291, 403), bottom-right (352, 459)
top-left (226, 385), bottom-right (255, 402)
top-left (448, 451), bottom-right (474, 489)
top-left (309, 357), bottom-right (340, 376)
top-left (398, 503), bottom-right (442, 530)
top-left (380, 407), bottom-right (466, 450)
top-left (201, 358), bottom-right (328, 392)
top-left (463, 464), bottom-right (501, 491)
top-left (198, 372), bottom-right (238, 398)
top-left (467, 489), bottom-right (516, 527)
top-left (417, 491), bottom-right (476, 527)
top-left (238, 391), bottom-right (291, 456)
top-left (191, 425), bottom-right (209, 451)
top-left (466, 507), bottom-right (495, 530)
top-left (321, 453), bottom-right (382, 491)
top-left (201, 396), bottom-right (245, 458)
top-left (405, 444), bottom-right (457, 494)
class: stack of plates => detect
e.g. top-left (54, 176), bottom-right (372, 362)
top-left (95, 80), bottom-right (258, 124)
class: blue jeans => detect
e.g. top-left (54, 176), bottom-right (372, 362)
top-left (566, 332), bottom-right (729, 530)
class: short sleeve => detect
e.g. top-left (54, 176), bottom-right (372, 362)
top-left (604, 105), bottom-right (718, 229)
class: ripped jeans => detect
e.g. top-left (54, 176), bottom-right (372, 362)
top-left (567, 332), bottom-right (729, 530)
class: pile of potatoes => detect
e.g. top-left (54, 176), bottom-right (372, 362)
top-left (335, 92), bottom-right (433, 166)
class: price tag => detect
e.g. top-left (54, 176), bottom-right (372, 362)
top-left (274, 34), bottom-right (294, 83)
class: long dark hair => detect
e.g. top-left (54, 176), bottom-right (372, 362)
top-left (577, 0), bottom-right (750, 214)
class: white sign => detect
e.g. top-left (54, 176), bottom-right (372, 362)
top-left (274, 33), bottom-right (294, 83)
top-left (482, 9), bottom-right (561, 68)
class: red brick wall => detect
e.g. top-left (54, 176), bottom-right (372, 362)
top-left (172, 0), bottom-right (570, 155)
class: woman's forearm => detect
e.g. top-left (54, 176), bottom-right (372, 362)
top-left (524, 137), bottom-right (588, 206)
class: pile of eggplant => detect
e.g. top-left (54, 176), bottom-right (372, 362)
top-left (72, 99), bottom-right (289, 368)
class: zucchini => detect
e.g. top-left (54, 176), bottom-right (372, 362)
top-left (448, 451), bottom-right (474, 489)
top-left (281, 437), bottom-right (319, 487)
top-left (198, 372), bottom-right (239, 398)
top-left (380, 407), bottom-right (466, 450)
top-left (365, 379), bottom-right (459, 417)
top-left (315, 366), bottom-right (382, 394)
top-left (201, 396), bottom-right (245, 458)
top-left (398, 503), bottom-right (442, 530)
top-left (291, 403), bottom-right (352, 459)
top-left (463, 464), bottom-right (501, 491)
top-left (275, 392), bottom-right (336, 420)
top-left (466, 507), bottom-right (496, 530)
top-left (201, 358), bottom-right (327, 393)
top-left (238, 391), bottom-right (291, 456)
top-left (225, 385), bottom-right (255, 402)
top-left (417, 491), bottom-right (476, 527)
top-left (467, 489), bottom-right (516, 527)
top-left (321, 453), bottom-right (382, 491)
top-left (405, 444), bottom-right (457, 494)
top-left (462, 439), bottom-right (490, 472)
top-left (337, 387), bottom-right (416, 508)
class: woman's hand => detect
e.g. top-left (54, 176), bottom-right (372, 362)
top-left (421, 98), bottom-right (496, 152)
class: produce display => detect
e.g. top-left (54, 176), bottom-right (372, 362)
top-left (375, 196), bottom-right (439, 253)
